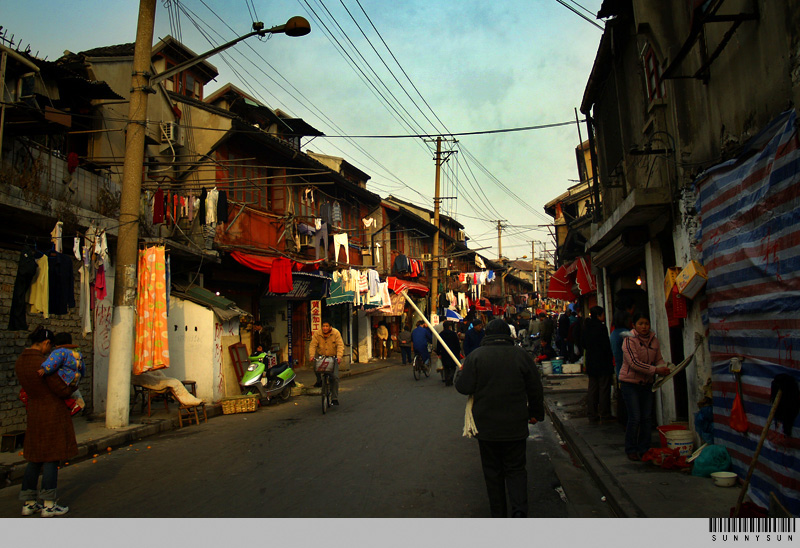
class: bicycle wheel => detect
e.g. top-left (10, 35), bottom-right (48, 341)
top-left (321, 375), bottom-right (329, 414)
top-left (413, 356), bottom-right (421, 381)
top-left (423, 359), bottom-right (431, 377)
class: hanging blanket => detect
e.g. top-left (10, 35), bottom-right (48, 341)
top-left (134, 246), bottom-right (170, 375)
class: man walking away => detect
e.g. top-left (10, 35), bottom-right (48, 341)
top-left (462, 319), bottom-right (485, 357)
top-left (398, 324), bottom-right (413, 365)
top-left (436, 321), bottom-right (462, 386)
top-left (455, 319), bottom-right (544, 518)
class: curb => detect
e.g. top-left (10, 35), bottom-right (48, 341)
top-left (544, 397), bottom-right (647, 518)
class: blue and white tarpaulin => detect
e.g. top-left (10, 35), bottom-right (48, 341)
top-left (695, 109), bottom-right (800, 515)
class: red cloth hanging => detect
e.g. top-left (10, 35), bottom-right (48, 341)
top-left (268, 257), bottom-right (293, 293)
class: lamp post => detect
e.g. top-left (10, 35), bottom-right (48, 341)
top-left (105, 2), bottom-right (310, 428)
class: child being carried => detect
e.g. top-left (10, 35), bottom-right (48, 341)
top-left (38, 332), bottom-right (86, 415)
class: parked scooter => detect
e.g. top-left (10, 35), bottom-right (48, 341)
top-left (240, 350), bottom-right (296, 402)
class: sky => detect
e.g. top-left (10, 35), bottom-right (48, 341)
top-left (0, 0), bottom-right (605, 262)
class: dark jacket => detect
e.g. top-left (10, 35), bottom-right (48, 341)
top-left (462, 327), bottom-right (485, 356)
top-left (15, 348), bottom-right (78, 463)
top-left (582, 317), bottom-right (614, 377)
top-left (455, 333), bottom-right (544, 441)
top-left (539, 317), bottom-right (555, 344)
top-left (436, 328), bottom-right (462, 369)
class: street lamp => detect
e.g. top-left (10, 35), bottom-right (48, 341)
top-left (150, 17), bottom-right (311, 86)
top-left (106, 3), bottom-right (311, 429)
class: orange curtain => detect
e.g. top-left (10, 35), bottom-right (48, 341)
top-left (133, 246), bottom-right (170, 374)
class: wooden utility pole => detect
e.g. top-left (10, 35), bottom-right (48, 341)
top-left (532, 240), bottom-right (537, 294)
top-left (431, 136), bottom-right (442, 318)
top-left (497, 220), bottom-right (503, 261)
top-left (105, 0), bottom-right (157, 428)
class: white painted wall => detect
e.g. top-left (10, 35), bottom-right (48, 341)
top-left (166, 298), bottom-right (218, 403)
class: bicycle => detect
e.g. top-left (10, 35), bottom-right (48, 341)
top-left (315, 356), bottom-right (337, 414)
top-left (320, 371), bottom-right (333, 414)
top-left (412, 351), bottom-right (430, 381)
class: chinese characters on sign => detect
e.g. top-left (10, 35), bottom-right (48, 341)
top-left (431, 313), bottom-right (439, 326)
top-left (311, 300), bottom-right (322, 333)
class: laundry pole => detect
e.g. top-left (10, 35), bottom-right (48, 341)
top-left (399, 290), bottom-right (461, 368)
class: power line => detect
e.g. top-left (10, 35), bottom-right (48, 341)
top-left (554, 0), bottom-right (604, 31)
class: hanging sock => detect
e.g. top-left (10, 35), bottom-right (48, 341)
top-left (73, 237), bottom-right (82, 261)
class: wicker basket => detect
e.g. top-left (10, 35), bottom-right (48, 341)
top-left (221, 395), bottom-right (258, 414)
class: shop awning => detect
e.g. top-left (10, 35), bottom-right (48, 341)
top-left (326, 277), bottom-right (355, 306)
top-left (387, 276), bottom-right (429, 296)
top-left (262, 272), bottom-right (330, 300)
top-left (574, 256), bottom-right (597, 294)
top-left (548, 265), bottom-right (577, 301)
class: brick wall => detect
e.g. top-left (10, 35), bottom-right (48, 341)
top-left (0, 246), bottom-right (95, 435)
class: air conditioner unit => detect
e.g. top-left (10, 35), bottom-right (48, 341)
top-left (421, 253), bottom-right (432, 261)
top-left (160, 121), bottom-right (184, 147)
top-left (457, 230), bottom-right (466, 241)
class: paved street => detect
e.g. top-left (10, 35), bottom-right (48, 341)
top-left (1, 365), bottom-right (611, 518)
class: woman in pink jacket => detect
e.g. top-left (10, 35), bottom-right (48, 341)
top-left (618, 313), bottom-right (670, 461)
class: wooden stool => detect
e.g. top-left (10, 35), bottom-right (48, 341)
top-left (145, 387), bottom-right (171, 417)
top-left (178, 402), bottom-right (207, 428)
top-left (181, 380), bottom-right (197, 396)
top-left (131, 385), bottom-right (147, 414)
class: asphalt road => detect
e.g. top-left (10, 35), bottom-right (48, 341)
top-left (1, 365), bottom-right (611, 518)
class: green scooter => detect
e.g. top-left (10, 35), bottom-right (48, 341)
top-left (240, 350), bottom-right (296, 402)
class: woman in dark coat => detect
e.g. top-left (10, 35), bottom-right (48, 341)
top-left (15, 326), bottom-right (77, 517)
top-left (583, 306), bottom-right (614, 424)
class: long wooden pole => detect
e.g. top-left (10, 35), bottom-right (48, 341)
top-left (399, 290), bottom-right (460, 367)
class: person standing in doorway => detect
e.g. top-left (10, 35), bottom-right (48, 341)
top-left (376, 322), bottom-right (389, 360)
top-left (618, 313), bottom-right (670, 460)
top-left (15, 326), bottom-right (76, 517)
top-left (455, 319), bottom-right (544, 517)
top-left (398, 324), bottom-right (413, 365)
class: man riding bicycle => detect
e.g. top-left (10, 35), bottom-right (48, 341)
top-left (411, 321), bottom-right (432, 365)
top-left (309, 320), bottom-right (345, 406)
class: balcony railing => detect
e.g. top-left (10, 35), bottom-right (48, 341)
top-left (0, 138), bottom-right (121, 219)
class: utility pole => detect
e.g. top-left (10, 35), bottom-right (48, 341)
top-left (105, 0), bottom-right (157, 429)
top-left (431, 137), bottom-right (442, 319)
top-left (496, 220), bottom-right (504, 261)
top-left (532, 240), bottom-right (537, 295)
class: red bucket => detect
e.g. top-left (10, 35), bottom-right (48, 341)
top-left (657, 424), bottom-right (687, 448)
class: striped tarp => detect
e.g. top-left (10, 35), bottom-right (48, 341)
top-left (695, 109), bottom-right (800, 515)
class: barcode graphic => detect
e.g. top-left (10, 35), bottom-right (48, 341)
top-left (709, 519), bottom-right (796, 533)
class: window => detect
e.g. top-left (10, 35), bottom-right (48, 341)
top-left (643, 48), bottom-right (666, 101)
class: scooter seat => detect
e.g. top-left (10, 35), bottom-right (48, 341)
top-left (267, 362), bottom-right (290, 378)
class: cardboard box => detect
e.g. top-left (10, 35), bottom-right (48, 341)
top-left (676, 260), bottom-right (707, 299)
top-left (664, 267), bottom-right (681, 301)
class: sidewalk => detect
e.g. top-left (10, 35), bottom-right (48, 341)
top-left (544, 373), bottom-right (741, 518)
top-left (0, 355), bottom-right (400, 489)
